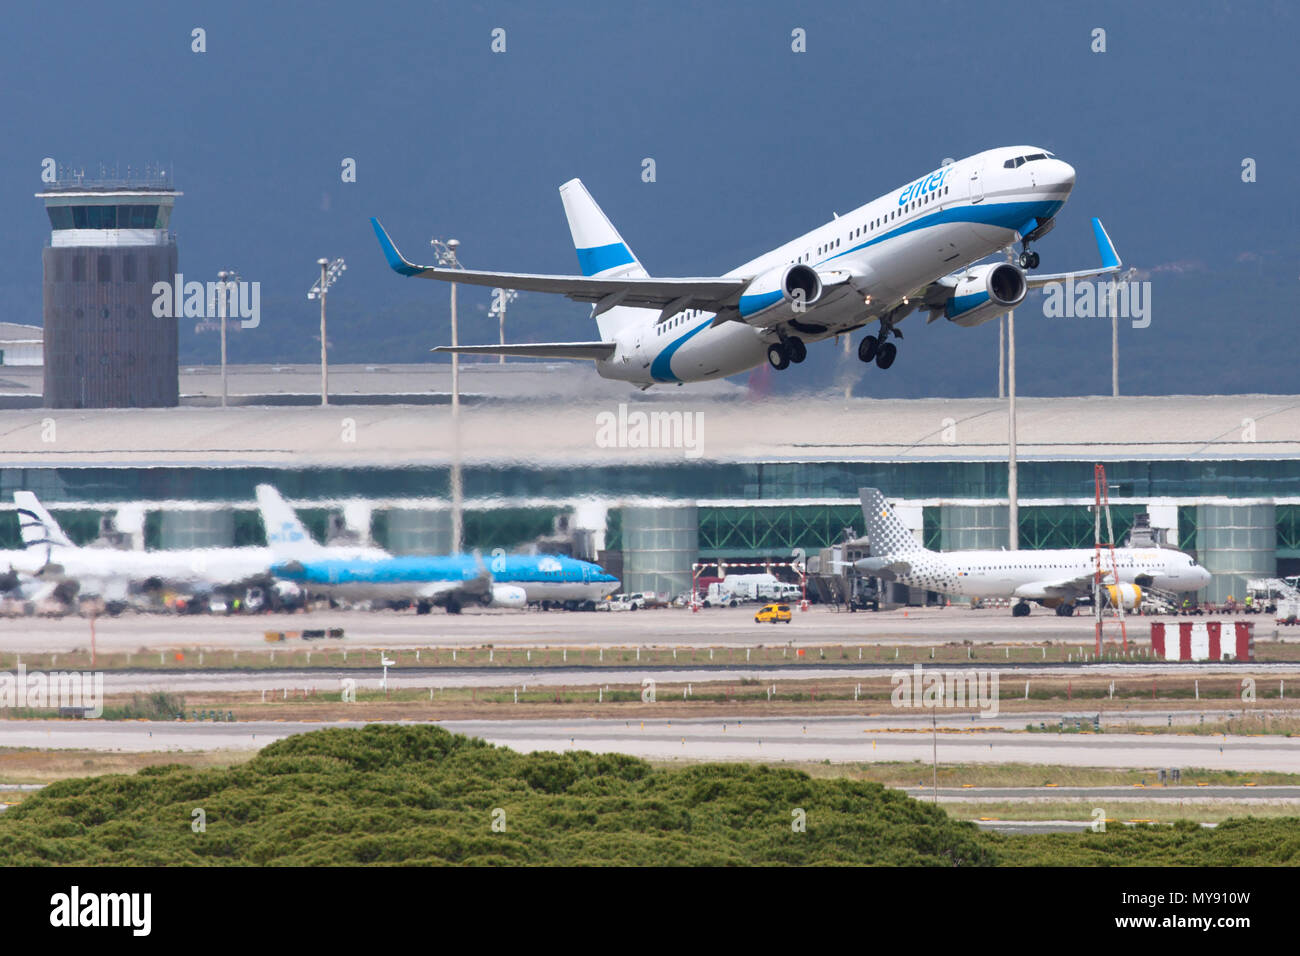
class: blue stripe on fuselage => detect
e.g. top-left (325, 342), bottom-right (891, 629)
top-left (650, 319), bottom-right (711, 383)
top-left (819, 199), bottom-right (1065, 269)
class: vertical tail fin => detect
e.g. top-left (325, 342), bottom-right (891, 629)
top-left (559, 179), bottom-right (649, 340)
top-left (256, 485), bottom-right (324, 560)
top-left (859, 488), bottom-right (922, 555)
top-left (13, 492), bottom-right (73, 550)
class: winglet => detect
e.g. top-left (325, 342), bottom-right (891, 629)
top-left (370, 218), bottom-right (425, 277)
top-left (1091, 217), bottom-right (1121, 270)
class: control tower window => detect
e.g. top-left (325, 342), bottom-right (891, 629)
top-left (47, 207), bottom-right (74, 230)
top-left (123, 204), bottom-right (160, 228)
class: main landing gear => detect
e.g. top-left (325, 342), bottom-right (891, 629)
top-left (766, 336), bottom-right (807, 370)
top-left (1012, 601), bottom-right (1032, 617)
top-left (1018, 249), bottom-right (1040, 270)
top-left (858, 315), bottom-right (903, 370)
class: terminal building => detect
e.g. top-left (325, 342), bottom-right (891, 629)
top-left (0, 365), bottom-right (1296, 605)
top-left (37, 174), bottom-right (181, 408)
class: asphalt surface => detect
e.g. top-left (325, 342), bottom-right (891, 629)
top-left (0, 716), bottom-right (1295, 772)
top-left (1, 603), bottom-right (1292, 653)
top-left (73, 663), bottom-right (1300, 696)
top-left (903, 785), bottom-right (1300, 801)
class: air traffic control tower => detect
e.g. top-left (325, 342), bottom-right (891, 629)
top-left (36, 173), bottom-right (181, 407)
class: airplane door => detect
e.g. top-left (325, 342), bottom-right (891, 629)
top-left (969, 166), bottom-right (984, 203)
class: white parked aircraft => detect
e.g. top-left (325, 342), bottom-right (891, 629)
top-left (854, 488), bottom-right (1211, 617)
top-left (9, 489), bottom-right (386, 607)
top-left (372, 146), bottom-right (1120, 386)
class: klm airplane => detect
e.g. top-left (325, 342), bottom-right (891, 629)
top-left (371, 146), bottom-right (1121, 386)
top-left (256, 485), bottom-right (619, 613)
top-left (270, 552), bottom-right (621, 614)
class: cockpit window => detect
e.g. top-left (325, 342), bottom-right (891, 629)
top-left (1004, 152), bottom-right (1052, 168)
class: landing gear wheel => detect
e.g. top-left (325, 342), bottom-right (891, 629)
top-left (787, 337), bottom-right (807, 363)
top-left (875, 341), bottom-right (897, 369)
top-left (1019, 251), bottom-right (1040, 270)
top-left (767, 343), bottom-right (790, 370)
top-left (1011, 601), bottom-right (1031, 617)
top-left (857, 335), bottom-right (878, 364)
top-left (1055, 603), bottom-right (1075, 617)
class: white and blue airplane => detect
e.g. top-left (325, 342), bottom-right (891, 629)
top-left (371, 146), bottom-right (1121, 387)
top-left (256, 485), bottom-right (620, 613)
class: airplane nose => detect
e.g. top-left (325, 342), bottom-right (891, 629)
top-left (1047, 160), bottom-right (1076, 192)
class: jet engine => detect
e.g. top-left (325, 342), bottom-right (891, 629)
top-left (943, 262), bottom-right (1027, 327)
top-left (1103, 583), bottom-right (1143, 609)
top-left (738, 263), bottom-right (824, 321)
top-left (485, 584), bottom-right (528, 609)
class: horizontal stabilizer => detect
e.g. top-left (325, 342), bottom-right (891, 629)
top-left (432, 342), bottom-right (616, 361)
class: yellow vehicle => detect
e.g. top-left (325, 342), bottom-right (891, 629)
top-left (755, 603), bottom-right (792, 624)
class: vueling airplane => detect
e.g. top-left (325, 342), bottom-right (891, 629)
top-left (854, 489), bottom-right (1212, 617)
top-left (371, 146), bottom-right (1120, 387)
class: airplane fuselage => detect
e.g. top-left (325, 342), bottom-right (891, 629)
top-left (880, 547), bottom-right (1212, 601)
top-left (274, 553), bottom-right (619, 605)
top-left (595, 147), bottom-right (1074, 385)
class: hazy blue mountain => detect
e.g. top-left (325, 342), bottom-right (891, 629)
top-left (3, 1), bottom-right (1295, 397)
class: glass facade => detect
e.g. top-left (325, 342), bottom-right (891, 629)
top-left (1196, 504), bottom-right (1277, 604)
top-left (8, 459), bottom-right (1300, 507)
top-left (698, 504), bottom-right (862, 558)
top-left (940, 505), bottom-right (1009, 551)
top-left (3, 461), bottom-right (1299, 569)
top-left (622, 506), bottom-right (697, 597)
top-left (47, 204), bottom-right (165, 230)
top-left (157, 508), bottom-right (234, 549)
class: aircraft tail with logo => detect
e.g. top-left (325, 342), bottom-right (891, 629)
top-left (256, 485), bottom-right (327, 561)
top-left (14, 491), bottom-right (74, 551)
top-left (859, 488), bottom-right (924, 556)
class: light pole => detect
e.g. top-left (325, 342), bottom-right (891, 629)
top-left (997, 316), bottom-right (1005, 399)
top-left (1006, 248), bottom-right (1018, 550)
top-left (307, 257), bottom-right (346, 407)
top-left (216, 269), bottom-right (239, 408)
top-left (489, 288), bottom-right (517, 364)
top-left (1110, 268), bottom-right (1136, 397)
top-left (431, 238), bottom-right (465, 552)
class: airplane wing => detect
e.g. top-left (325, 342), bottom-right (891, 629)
top-left (432, 342), bottom-right (615, 360)
top-left (918, 217), bottom-right (1123, 321)
top-left (1023, 218), bottom-right (1123, 289)
top-left (1012, 573), bottom-right (1095, 600)
top-left (372, 218), bottom-right (747, 313)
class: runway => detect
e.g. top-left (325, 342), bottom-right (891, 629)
top-left (903, 785), bottom-right (1300, 801)
top-left (73, 661), bottom-right (1300, 696)
top-left (1, 604), bottom-right (1290, 653)
top-left (0, 715), bottom-right (1294, 772)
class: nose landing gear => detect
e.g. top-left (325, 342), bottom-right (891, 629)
top-left (1018, 250), bottom-right (1040, 270)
